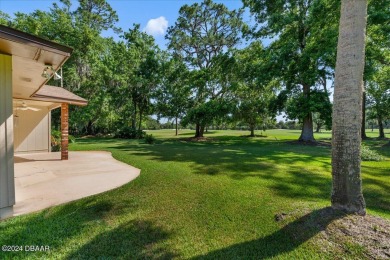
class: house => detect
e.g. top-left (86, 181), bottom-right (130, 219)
top-left (0, 25), bottom-right (87, 219)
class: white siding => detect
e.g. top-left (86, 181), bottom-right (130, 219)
top-left (14, 108), bottom-right (50, 153)
top-left (0, 53), bottom-right (15, 212)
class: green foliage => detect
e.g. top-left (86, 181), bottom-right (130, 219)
top-left (361, 144), bottom-right (384, 161)
top-left (51, 129), bottom-right (76, 152)
top-left (166, 0), bottom-right (244, 137)
top-left (285, 89), bottom-right (332, 130)
top-left (2, 130), bottom-right (389, 259)
top-left (232, 42), bottom-right (277, 135)
top-left (115, 126), bottom-right (145, 139)
top-left (243, 0), bottom-right (339, 141)
top-left (144, 134), bottom-right (156, 144)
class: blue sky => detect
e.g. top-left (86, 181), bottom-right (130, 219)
top-left (0, 0), bottom-right (246, 49)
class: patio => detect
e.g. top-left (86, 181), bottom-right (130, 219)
top-left (13, 151), bottom-right (140, 216)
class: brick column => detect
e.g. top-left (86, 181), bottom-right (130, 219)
top-left (61, 103), bottom-right (69, 160)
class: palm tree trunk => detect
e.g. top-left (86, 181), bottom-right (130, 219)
top-left (331, 0), bottom-right (367, 215)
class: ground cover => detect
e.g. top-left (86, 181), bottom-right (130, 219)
top-left (0, 129), bottom-right (389, 259)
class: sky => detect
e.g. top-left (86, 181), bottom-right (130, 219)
top-left (0, 0), bottom-right (312, 122)
top-left (0, 0), bottom-right (247, 49)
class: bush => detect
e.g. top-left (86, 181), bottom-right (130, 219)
top-left (115, 126), bottom-right (146, 139)
top-left (361, 145), bottom-right (384, 161)
top-left (51, 129), bottom-right (76, 151)
top-left (144, 134), bottom-right (156, 144)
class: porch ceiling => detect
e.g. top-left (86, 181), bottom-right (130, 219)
top-left (0, 25), bottom-right (72, 100)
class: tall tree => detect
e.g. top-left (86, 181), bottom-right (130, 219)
top-left (331, 0), bottom-right (367, 215)
top-left (233, 42), bottom-right (276, 137)
top-left (364, 0), bottom-right (390, 139)
top-left (244, 0), bottom-right (339, 142)
top-left (156, 57), bottom-right (191, 136)
top-left (121, 24), bottom-right (162, 131)
top-left (366, 66), bottom-right (390, 139)
top-left (166, 0), bottom-right (244, 138)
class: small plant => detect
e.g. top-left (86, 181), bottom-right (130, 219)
top-left (144, 134), bottom-right (156, 144)
top-left (361, 144), bottom-right (384, 161)
top-left (51, 129), bottom-right (76, 151)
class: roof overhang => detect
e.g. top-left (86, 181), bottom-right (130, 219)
top-left (0, 25), bottom-right (73, 100)
top-left (31, 85), bottom-right (88, 106)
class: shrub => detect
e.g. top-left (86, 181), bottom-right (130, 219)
top-left (361, 145), bottom-right (384, 161)
top-left (144, 134), bottom-right (156, 144)
top-left (51, 129), bottom-right (76, 151)
top-left (115, 126), bottom-right (145, 139)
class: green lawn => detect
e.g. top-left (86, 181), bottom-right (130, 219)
top-left (1, 129), bottom-right (389, 259)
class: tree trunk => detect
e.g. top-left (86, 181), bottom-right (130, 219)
top-left (195, 123), bottom-right (200, 138)
top-left (299, 84), bottom-right (315, 142)
top-left (86, 120), bottom-right (93, 135)
top-left (378, 115), bottom-right (385, 138)
top-left (315, 123), bottom-right (321, 133)
top-left (299, 113), bottom-right (315, 142)
top-left (361, 90), bottom-right (367, 139)
top-left (132, 103), bottom-right (137, 130)
top-left (331, 0), bottom-right (367, 215)
top-left (199, 125), bottom-right (205, 137)
top-left (138, 110), bottom-right (143, 132)
top-left (175, 117), bottom-right (178, 136)
top-left (250, 125), bottom-right (255, 137)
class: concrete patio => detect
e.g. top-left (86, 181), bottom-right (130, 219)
top-left (13, 151), bottom-right (140, 216)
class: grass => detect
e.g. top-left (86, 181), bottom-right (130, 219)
top-left (0, 129), bottom-right (389, 259)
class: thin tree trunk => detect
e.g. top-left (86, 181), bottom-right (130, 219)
top-left (199, 125), bottom-right (205, 137)
top-left (316, 124), bottom-right (321, 133)
top-left (138, 110), bottom-right (143, 132)
top-left (331, 0), bottom-right (367, 215)
top-left (299, 84), bottom-right (315, 142)
top-left (132, 103), bottom-right (137, 130)
top-left (250, 125), bottom-right (255, 137)
top-left (378, 115), bottom-right (385, 138)
top-left (195, 123), bottom-right (200, 138)
top-left (175, 117), bottom-right (178, 136)
top-left (361, 90), bottom-right (367, 139)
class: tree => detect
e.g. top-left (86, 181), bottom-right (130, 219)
top-left (331, 0), bottom-right (367, 215)
top-left (364, 0), bottom-right (390, 139)
top-left (233, 42), bottom-right (276, 137)
top-left (366, 66), bottom-right (390, 138)
top-left (155, 57), bottom-right (191, 136)
top-left (166, 0), bottom-right (244, 138)
top-left (9, 0), bottom-right (120, 134)
top-left (121, 24), bottom-right (162, 132)
top-left (244, 0), bottom-right (339, 142)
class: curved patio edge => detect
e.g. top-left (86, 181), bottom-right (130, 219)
top-left (13, 151), bottom-right (140, 216)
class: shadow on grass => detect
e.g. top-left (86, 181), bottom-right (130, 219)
top-left (0, 194), bottom-right (176, 258)
top-left (66, 220), bottom-right (177, 259)
top-left (192, 207), bottom-right (344, 259)
top-left (101, 136), bottom-right (389, 216)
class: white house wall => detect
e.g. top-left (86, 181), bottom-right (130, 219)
top-left (14, 108), bottom-right (50, 153)
top-left (0, 53), bottom-right (15, 218)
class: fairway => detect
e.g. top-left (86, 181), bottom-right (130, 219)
top-left (0, 129), bottom-right (389, 259)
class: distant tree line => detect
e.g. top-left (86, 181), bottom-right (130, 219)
top-left (0, 0), bottom-right (388, 140)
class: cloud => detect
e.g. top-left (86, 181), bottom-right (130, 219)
top-left (144, 16), bottom-right (168, 36)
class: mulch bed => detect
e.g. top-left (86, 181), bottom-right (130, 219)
top-left (275, 207), bottom-right (390, 259)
